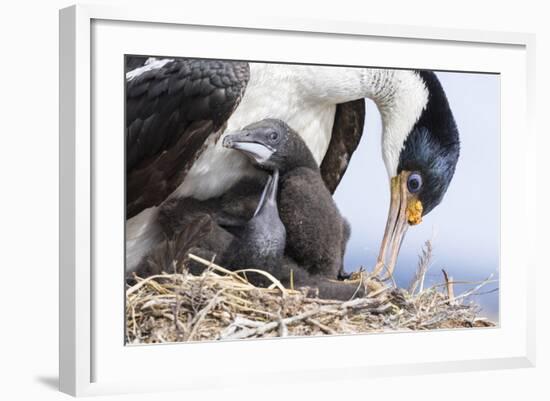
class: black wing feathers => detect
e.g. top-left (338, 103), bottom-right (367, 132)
top-left (126, 58), bottom-right (249, 218)
top-left (320, 99), bottom-right (365, 193)
top-left (125, 55), bottom-right (149, 72)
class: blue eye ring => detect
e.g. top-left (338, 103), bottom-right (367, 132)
top-left (407, 172), bottom-right (423, 193)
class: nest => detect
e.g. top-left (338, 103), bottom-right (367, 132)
top-left (126, 241), bottom-right (497, 344)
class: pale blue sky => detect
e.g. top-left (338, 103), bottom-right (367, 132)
top-left (333, 71), bottom-right (500, 319)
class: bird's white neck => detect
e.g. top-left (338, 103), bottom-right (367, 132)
top-left (175, 64), bottom-right (429, 201)
top-left (365, 69), bottom-right (429, 176)
top-left (297, 66), bottom-right (429, 176)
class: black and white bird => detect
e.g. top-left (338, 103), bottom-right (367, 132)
top-left (125, 56), bottom-right (459, 277)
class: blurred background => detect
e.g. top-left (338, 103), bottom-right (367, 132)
top-left (334, 71), bottom-right (500, 321)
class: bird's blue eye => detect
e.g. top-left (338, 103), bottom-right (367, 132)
top-left (407, 172), bottom-right (423, 193)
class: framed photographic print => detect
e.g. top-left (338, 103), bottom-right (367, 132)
top-left (59, 3), bottom-right (536, 396)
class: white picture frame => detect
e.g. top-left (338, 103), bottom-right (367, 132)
top-left (59, 3), bottom-right (536, 397)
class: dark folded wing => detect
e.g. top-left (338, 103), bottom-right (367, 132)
top-left (125, 55), bottom-right (149, 73)
top-left (125, 57), bottom-right (250, 218)
top-left (320, 99), bottom-right (366, 193)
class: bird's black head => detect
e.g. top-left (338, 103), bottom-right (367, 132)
top-left (222, 118), bottom-right (317, 173)
top-left (397, 71), bottom-right (460, 216)
top-left (374, 70), bottom-right (460, 278)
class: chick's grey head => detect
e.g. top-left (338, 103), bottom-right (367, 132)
top-left (222, 118), bottom-right (317, 173)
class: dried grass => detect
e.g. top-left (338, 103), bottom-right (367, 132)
top-left (126, 243), bottom-right (497, 344)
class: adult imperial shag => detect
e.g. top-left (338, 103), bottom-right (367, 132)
top-left (125, 56), bottom-right (459, 277)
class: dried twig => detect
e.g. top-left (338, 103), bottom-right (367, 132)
top-left (436, 273), bottom-right (495, 306)
top-left (442, 269), bottom-right (455, 305)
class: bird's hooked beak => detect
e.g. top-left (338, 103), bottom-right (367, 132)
top-left (373, 171), bottom-right (423, 279)
top-left (222, 130), bottom-right (275, 164)
top-left (253, 170), bottom-right (280, 217)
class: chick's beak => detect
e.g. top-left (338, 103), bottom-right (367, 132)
top-left (372, 171), bottom-right (423, 279)
top-left (222, 130), bottom-right (275, 165)
top-left (222, 130), bottom-right (248, 148)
